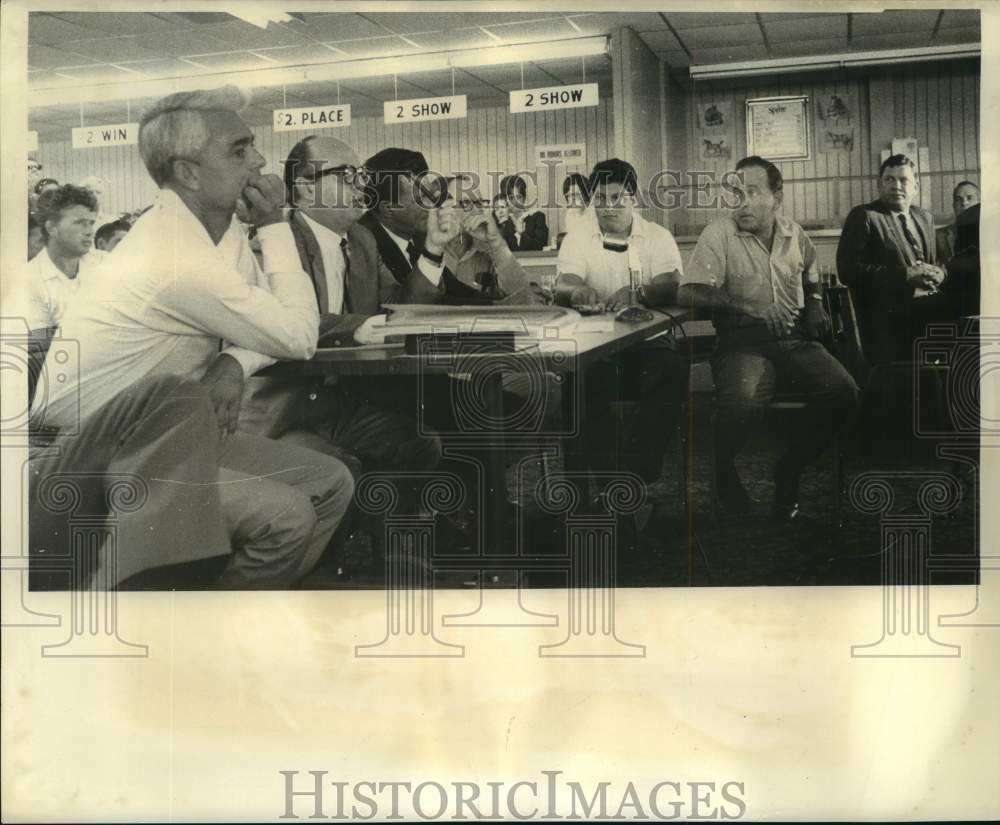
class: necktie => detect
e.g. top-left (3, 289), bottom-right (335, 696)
top-left (340, 238), bottom-right (352, 313)
top-left (406, 240), bottom-right (418, 266)
top-left (898, 213), bottom-right (924, 263)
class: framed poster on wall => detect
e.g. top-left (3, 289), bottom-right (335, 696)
top-left (746, 95), bottom-right (811, 160)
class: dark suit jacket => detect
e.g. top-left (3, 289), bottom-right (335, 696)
top-left (238, 213), bottom-right (442, 438)
top-left (836, 199), bottom-right (938, 365)
top-left (358, 210), bottom-right (492, 305)
top-left (500, 211), bottom-right (549, 252)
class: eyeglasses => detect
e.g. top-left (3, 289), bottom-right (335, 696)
top-left (310, 164), bottom-right (372, 188)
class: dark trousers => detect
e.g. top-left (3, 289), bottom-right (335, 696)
top-left (712, 339), bottom-right (859, 474)
top-left (567, 340), bottom-right (690, 483)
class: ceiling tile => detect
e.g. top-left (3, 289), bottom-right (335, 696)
top-left (78, 101), bottom-right (131, 121)
top-left (199, 20), bottom-right (313, 49)
top-left (53, 64), bottom-right (150, 84)
top-left (133, 31), bottom-right (230, 57)
top-left (641, 33), bottom-right (685, 61)
top-left (679, 23), bottom-right (764, 49)
top-left (601, 12), bottom-right (668, 32)
top-left (251, 44), bottom-right (348, 65)
top-left (405, 28), bottom-right (501, 51)
top-left (180, 52), bottom-right (280, 72)
top-left (28, 13), bottom-right (106, 44)
top-left (939, 10), bottom-right (980, 29)
top-left (764, 15), bottom-right (848, 41)
top-left (849, 32), bottom-right (930, 51)
top-left (691, 44), bottom-right (771, 64)
top-left (768, 37), bottom-right (849, 57)
top-left (326, 36), bottom-right (423, 58)
top-left (665, 13), bottom-right (757, 30)
top-left (112, 58), bottom-right (204, 79)
top-left (659, 50), bottom-right (692, 68)
top-left (851, 10), bottom-right (941, 36)
top-left (51, 37), bottom-right (163, 63)
top-left (464, 63), bottom-right (562, 91)
top-left (482, 18), bottom-right (579, 43)
top-left (362, 12), bottom-right (458, 34)
top-left (756, 14), bottom-right (838, 23)
top-left (44, 12), bottom-right (188, 37)
top-left (417, 12), bottom-right (559, 29)
top-left (933, 26), bottom-right (981, 46)
top-left (27, 45), bottom-right (100, 69)
top-left (282, 14), bottom-right (390, 42)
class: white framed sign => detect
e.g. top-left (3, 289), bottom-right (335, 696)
top-left (534, 143), bottom-right (586, 166)
top-left (71, 122), bottom-right (138, 149)
top-left (745, 96), bottom-right (810, 160)
top-left (274, 104), bottom-right (351, 132)
top-left (384, 95), bottom-right (467, 124)
top-left (510, 83), bottom-right (598, 114)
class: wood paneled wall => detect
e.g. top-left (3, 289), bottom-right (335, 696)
top-left (32, 98), bottom-right (616, 240)
top-left (678, 59), bottom-right (980, 233)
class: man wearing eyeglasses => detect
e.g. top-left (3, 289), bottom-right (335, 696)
top-left (554, 158), bottom-right (689, 493)
top-left (237, 135), bottom-right (444, 486)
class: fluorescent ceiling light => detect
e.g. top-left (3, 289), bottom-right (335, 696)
top-left (689, 43), bottom-right (980, 80)
top-left (29, 36), bottom-right (610, 108)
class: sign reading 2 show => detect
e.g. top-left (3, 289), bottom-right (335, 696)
top-left (384, 95), bottom-right (468, 124)
top-left (274, 105), bottom-right (352, 132)
top-left (510, 83), bottom-right (599, 114)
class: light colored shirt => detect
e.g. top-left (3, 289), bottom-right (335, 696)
top-left (301, 213), bottom-right (346, 314)
top-left (556, 212), bottom-right (683, 300)
top-left (21, 247), bottom-right (105, 331)
top-left (680, 214), bottom-right (818, 339)
top-left (382, 222), bottom-right (444, 286)
top-left (33, 188), bottom-right (318, 428)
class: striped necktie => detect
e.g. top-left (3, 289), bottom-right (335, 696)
top-left (340, 238), bottom-right (352, 313)
top-left (898, 213), bottom-right (924, 263)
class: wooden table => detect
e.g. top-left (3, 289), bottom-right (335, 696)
top-left (265, 306), bottom-right (692, 560)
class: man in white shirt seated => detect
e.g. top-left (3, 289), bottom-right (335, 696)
top-left (31, 86), bottom-right (354, 589)
top-left (22, 184), bottom-right (102, 332)
top-left (555, 158), bottom-right (689, 489)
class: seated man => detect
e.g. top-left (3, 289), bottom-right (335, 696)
top-left (937, 180), bottom-right (979, 265)
top-left (21, 184), bottom-right (102, 331)
top-left (94, 218), bottom-right (130, 253)
top-left (32, 86), bottom-right (355, 589)
top-left (555, 157), bottom-right (689, 486)
top-left (359, 147), bottom-right (484, 305)
top-left (678, 155), bottom-right (859, 519)
top-left (238, 133), bottom-right (448, 480)
top-left (443, 176), bottom-right (539, 303)
top-left (837, 154), bottom-right (948, 365)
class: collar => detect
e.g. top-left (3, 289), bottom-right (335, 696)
top-left (381, 222), bottom-right (413, 255)
top-left (35, 247), bottom-right (69, 281)
top-left (301, 212), bottom-right (345, 248)
top-left (732, 213), bottom-right (795, 240)
top-left (155, 187), bottom-right (241, 249)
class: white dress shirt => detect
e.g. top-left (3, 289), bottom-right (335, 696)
top-left (21, 247), bottom-right (105, 331)
top-left (301, 213), bottom-right (347, 314)
top-left (382, 223), bottom-right (444, 286)
top-left (556, 212), bottom-right (683, 300)
top-left (34, 188), bottom-right (318, 428)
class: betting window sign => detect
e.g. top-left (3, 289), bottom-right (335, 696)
top-left (384, 95), bottom-right (467, 124)
top-left (274, 105), bottom-right (351, 132)
top-left (510, 83), bottom-right (599, 114)
top-left (71, 122), bottom-right (138, 149)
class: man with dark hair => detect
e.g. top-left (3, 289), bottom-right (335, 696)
top-left (937, 180), bottom-right (980, 264)
top-left (358, 147), bottom-right (480, 303)
top-left (837, 154), bottom-right (946, 365)
top-left (94, 218), bottom-right (130, 253)
top-left (679, 155), bottom-right (858, 520)
top-left (498, 174), bottom-right (548, 251)
top-left (21, 184), bottom-right (100, 331)
top-left (238, 133), bottom-right (442, 480)
top-left (558, 172), bottom-right (594, 245)
top-left (555, 157), bottom-right (688, 490)
top-left (27, 213), bottom-right (44, 260)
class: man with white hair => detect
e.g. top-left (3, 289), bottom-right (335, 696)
top-left (32, 86), bottom-right (354, 589)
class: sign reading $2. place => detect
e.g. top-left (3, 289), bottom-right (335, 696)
top-left (274, 105), bottom-right (351, 132)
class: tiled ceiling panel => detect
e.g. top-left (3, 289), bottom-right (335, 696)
top-left (680, 23), bottom-right (764, 49)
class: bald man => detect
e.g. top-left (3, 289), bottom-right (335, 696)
top-left (238, 135), bottom-right (447, 484)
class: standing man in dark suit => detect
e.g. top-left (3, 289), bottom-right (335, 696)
top-left (238, 135), bottom-right (455, 479)
top-left (360, 147), bottom-right (491, 305)
top-left (837, 154), bottom-right (948, 365)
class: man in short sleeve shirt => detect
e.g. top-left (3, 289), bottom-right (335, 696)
top-left (555, 158), bottom-right (688, 486)
top-left (678, 155), bottom-right (859, 520)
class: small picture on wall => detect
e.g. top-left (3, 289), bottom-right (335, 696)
top-left (697, 101), bottom-right (734, 160)
top-left (816, 91), bottom-right (856, 153)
